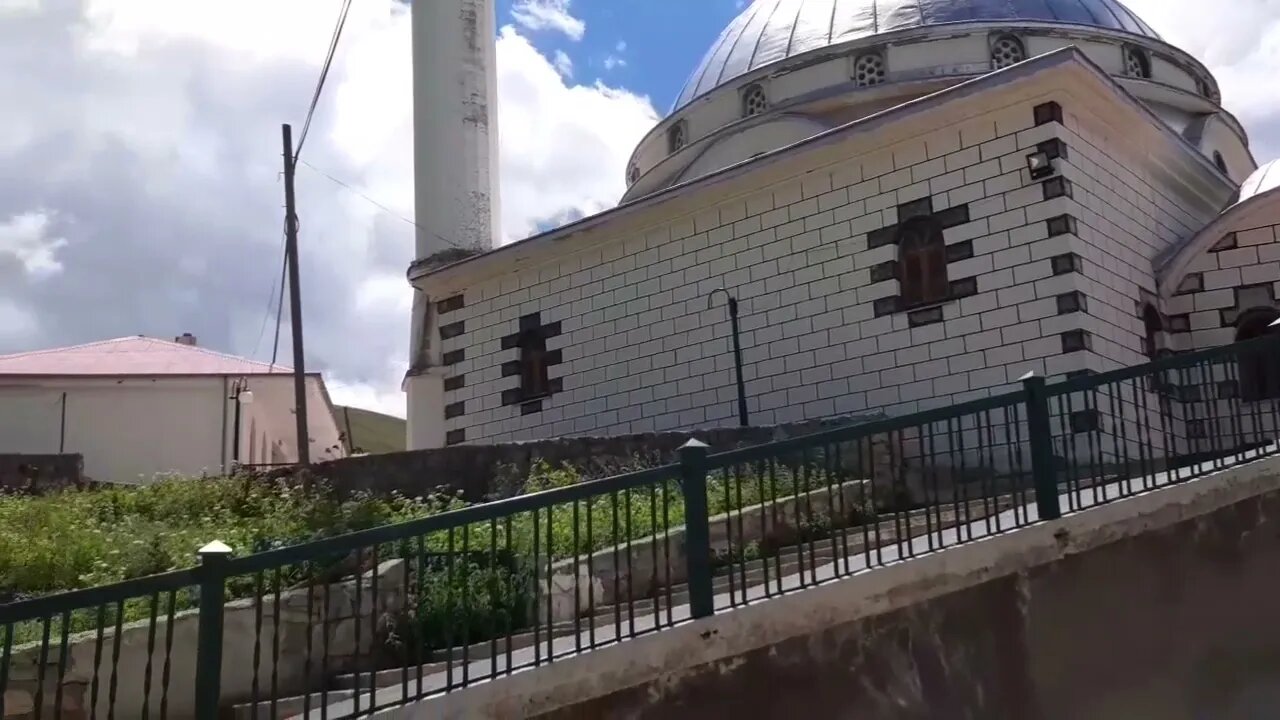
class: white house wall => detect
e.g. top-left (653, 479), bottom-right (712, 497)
top-left (0, 377), bottom-right (226, 484)
top-left (432, 97), bottom-right (1210, 446)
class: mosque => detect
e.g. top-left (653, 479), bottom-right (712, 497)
top-left (402, 0), bottom-right (1280, 450)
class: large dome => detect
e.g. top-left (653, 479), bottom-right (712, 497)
top-left (673, 0), bottom-right (1160, 111)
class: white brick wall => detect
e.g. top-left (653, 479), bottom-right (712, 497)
top-left (1165, 222), bottom-right (1280, 354)
top-left (429, 99), bottom-right (1222, 445)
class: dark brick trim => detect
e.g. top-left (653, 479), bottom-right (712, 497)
top-left (1056, 292), bottom-right (1087, 315)
top-left (444, 401), bottom-right (466, 419)
top-left (444, 375), bottom-right (466, 391)
top-left (1167, 314), bottom-right (1190, 333)
top-left (870, 261), bottom-right (899, 283)
top-left (950, 277), bottom-right (978, 299)
top-left (439, 321), bottom-right (465, 340)
top-left (1070, 409), bottom-right (1100, 433)
top-left (1036, 138), bottom-right (1068, 161)
top-left (519, 312), bottom-right (542, 331)
top-left (521, 400), bottom-right (544, 416)
top-left (873, 296), bottom-right (902, 317)
top-left (908, 306), bottom-right (944, 327)
top-left (437, 295), bottom-right (464, 314)
top-left (868, 225), bottom-right (899, 249)
top-left (1061, 330), bottom-right (1092, 353)
top-left (501, 360), bottom-right (521, 377)
top-left (1210, 232), bottom-right (1238, 252)
top-left (936, 204), bottom-right (970, 229)
top-left (441, 349), bottom-right (465, 366)
top-left (1050, 253), bottom-right (1082, 276)
top-left (945, 241), bottom-right (974, 262)
top-left (1034, 101), bottom-right (1064, 126)
top-left (1042, 176), bottom-right (1073, 200)
top-left (445, 429), bottom-right (466, 446)
top-left (898, 197), bottom-right (933, 221)
top-left (1046, 214), bottom-right (1077, 237)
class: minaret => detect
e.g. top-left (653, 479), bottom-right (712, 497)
top-left (405, 0), bottom-right (501, 449)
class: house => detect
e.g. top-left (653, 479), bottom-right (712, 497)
top-left (0, 334), bottom-right (346, 484)
top-left (403, 0), bottom-right (1276, 449)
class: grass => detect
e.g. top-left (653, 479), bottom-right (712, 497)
top-left (1, 458), bottom-right (868, 655)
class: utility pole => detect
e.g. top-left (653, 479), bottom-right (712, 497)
top-left (281, 123), bottom-right (311, 467)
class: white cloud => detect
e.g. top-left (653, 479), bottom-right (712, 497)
top-left (0, 210), bottom-right (66, 279)
top-left (552, 49), bottom-right (574, 78)
top-left (0, 0), bottom-right (656, 420)
top-left (511, 0), bottom-right (585, 42)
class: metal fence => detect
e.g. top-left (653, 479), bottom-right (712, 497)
top-left (4, 333), bottom-right (1280, 719)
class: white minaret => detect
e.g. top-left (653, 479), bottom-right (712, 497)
top-left (405, 0), bottom-right (501, 449)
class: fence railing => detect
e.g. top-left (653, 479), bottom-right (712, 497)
top-left (4, 333), bottom-right (1280, 718)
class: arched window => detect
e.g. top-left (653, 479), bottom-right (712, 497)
top-left (898, 217), bottom-right (949, 306)
top-left (1123, 45), bottom-right (1152, 79)
top-left (741, 83), bottom-right (768, 117)
top-left (853, 52), bottom-right (886, 87)
top-left (1213, 151), bottom-right (1229, 175)
top-left (1236, 308), bottom-right (1280, 401)
top-left (667, 121), bottom-right (687, 154)
top-left (627, 163), bottom-right (640, 185)
top-left (1142, 304), bottom-right (1163, 359)
top-left (991, 34), bottom-right (1026, 70)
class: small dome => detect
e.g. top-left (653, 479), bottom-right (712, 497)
top-left (674, 0), bottom-right (1160, 112)
top-left (1237, 159), bottom-right (1280, 206)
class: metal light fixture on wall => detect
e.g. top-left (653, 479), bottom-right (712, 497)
top-left (709, 289), bottom-right (750, 427)
top-left (229, 378), bottom-right (254, 467)
top-left (1026, 150), bottom-right (1054, 180)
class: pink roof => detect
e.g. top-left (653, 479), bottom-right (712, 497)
top-left (0, 336), bottom-right (293, 377)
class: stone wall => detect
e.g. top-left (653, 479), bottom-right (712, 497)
top-left (299, 412), bottom-right (886, 502)
top-left (0, 454), bottom-right (85, 495)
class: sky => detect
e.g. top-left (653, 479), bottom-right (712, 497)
top-left (0, 0), bottom-right (1277, 419)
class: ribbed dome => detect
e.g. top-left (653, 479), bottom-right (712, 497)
top-left (1237, 159), bottom-right (1280, 207)
top-left (673, 0), bottom-right (1160, 111)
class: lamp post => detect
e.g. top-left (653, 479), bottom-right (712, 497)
top-left (709, 289), bottom-right (749, 427)
top-left (230, 379), bottom-right (255, 467)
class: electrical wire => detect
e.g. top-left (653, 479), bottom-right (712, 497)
top-left (297, 159), bottom-right (464, 249)
top-left (295, 0), bottom-right (353, 162)
top-left (251, 223), bottom-right (288, 361)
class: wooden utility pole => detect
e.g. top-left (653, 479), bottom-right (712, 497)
top-left (281, 123), bottom-right (311, 467)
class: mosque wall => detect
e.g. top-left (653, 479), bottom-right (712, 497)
top-left (435, 99), bottom-right (1123, 446)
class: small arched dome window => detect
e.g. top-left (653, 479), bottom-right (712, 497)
top-left (667, 120), bottom-right (687, 154)
top-left (742, 83), bottom-right (768, 117)
top-left (853, 52), bottom-right (886, 87)
top-left (898, 216), bottom-right (949, 307)
top-left (1123, 45), bottom-right (1152, 79)
top-left (627, 163), bottom-right (640, 185)
top-left (990, 34), bottom-right (1026, 70)
top-left (1213, 151), bottom-right (1228, 175)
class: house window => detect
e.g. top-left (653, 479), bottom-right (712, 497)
top-left (667, 121), bottom-right (687, 154)
top-left (898, 216), bottom-right (949, 307)
top-left (742, 83), bottom-right (768, 117)
top-left (519, 331), bottom-right (550, 399)
top-left (627, 163), bottom-right (640, 185)
top-left (853, 52), bottom-right (886, 87)
top-left (1236, 308), bottom-right (1280, 401)
top-left (991, 34), bottom-right (1026, 70)
top-left (1123, 45), bottom-right (1151, 79)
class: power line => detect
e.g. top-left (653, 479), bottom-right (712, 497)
top-left (297, 159), bottom-right (464, 249)
top-left (295, 0), bottom-right (353, 161)
top-left (251, 223), bottom-right (288, 361)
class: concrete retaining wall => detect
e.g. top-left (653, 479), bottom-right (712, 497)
top-left (3, 560), bottom-right (406, 720)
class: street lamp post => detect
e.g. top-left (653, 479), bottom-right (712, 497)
top-left (709, 289), bottom-right (749, 427)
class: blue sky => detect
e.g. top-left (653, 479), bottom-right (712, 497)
top-left (495, 0), bottom-right (744, 113)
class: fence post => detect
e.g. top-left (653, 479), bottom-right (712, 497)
top-left (678, 439), bottom-right (715, 619)
top-left (1020, 372), bottom-right (1061, 521)
top-left (194, 541), bottom-right (233, 720)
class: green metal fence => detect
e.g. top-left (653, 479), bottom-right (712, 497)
top-left (3, 333), bottom-right (1279, 718)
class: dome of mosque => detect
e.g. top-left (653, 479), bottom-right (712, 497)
top-left (673, 0), bottom-right (1160, 111)
top-left (1236, 159), bottom-right (1280, 206)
